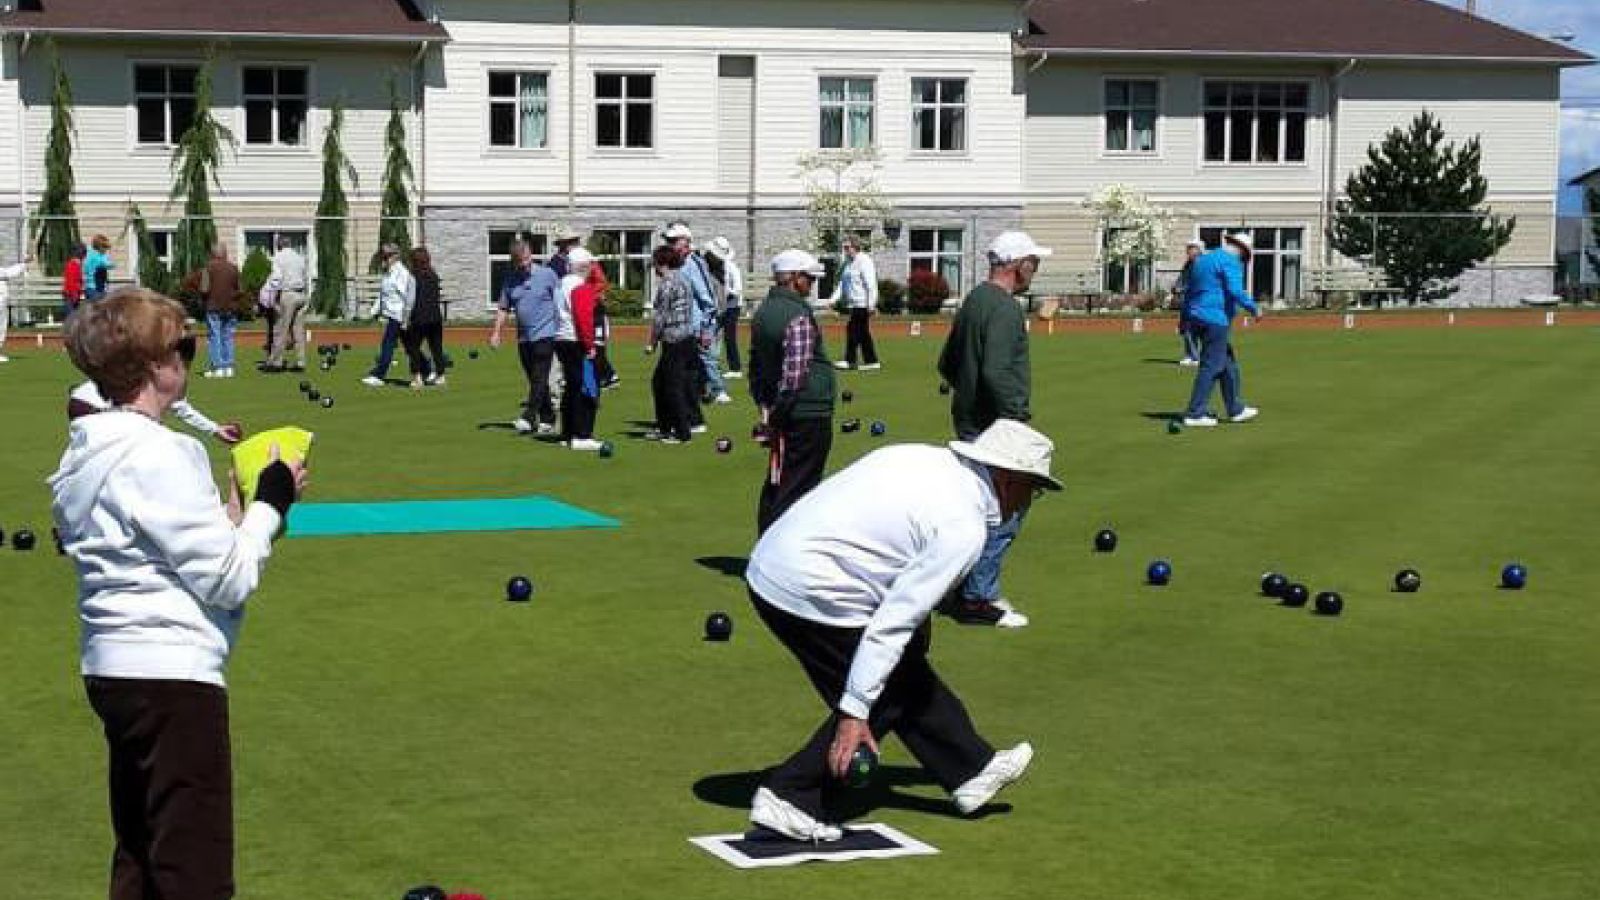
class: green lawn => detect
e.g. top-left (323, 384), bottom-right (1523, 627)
top-left (2, 326), bottom-right (1597, 899)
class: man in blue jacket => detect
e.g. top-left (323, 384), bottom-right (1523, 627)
top-left (1181, 232), bottom-right (1261, 427)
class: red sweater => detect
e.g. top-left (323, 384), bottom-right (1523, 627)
top-left (571, 283), bottom-right (599, 351)
top-left (63, 258), bottom-right (84, 301)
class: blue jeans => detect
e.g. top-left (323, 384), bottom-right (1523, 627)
top-left (1184, 322), bottom-right (1244, 419)
top-left (369, 319), bottom-right (403, 379)
top-left (962, 509), bottom-right (1026, 603)
top-left (699, 336), bottom-right (725, 396)
top-left (204, 311), bottom-right (237, 370)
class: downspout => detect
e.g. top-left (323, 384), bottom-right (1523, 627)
top-left (1322, 57), bottom-right (1358, 266)
top-left (413, 40), bottom-right (429, 244)
top-left (567, 0), bottom-right (577, 215)
top-left (17, 32), bottom-right (30, 246)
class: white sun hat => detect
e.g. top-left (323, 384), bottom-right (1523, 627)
top-left (949, 419), bottom-right (1063, 491)
top-left (705, 236), bottom-right (735, 260)
top-left (1224, 232), bottom-right (1255, 255)
top-left (987, 231), bottom-right (1054, 264)
top-left (553, 226), bottom-right (583, 243)
top-left (567, 247), bottom-right (595, 267)
top-left (663, 222), bottom-right (694, 241)
top-left (770, 249), bottom-right (826, 278)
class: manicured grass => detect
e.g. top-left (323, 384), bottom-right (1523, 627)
top-left (1, 326), bottom-right (1597, 899)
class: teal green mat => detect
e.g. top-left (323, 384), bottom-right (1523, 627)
top-left (287, 495), bottom-right (619, 538)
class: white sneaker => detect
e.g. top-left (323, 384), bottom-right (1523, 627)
top-left (832, 360), bottom-right (852, 370)
top-left (953, 743), bottom-right (1035, 815)
top-left (1229, 406), bottom-right (1260, 424)
top-left (691, 424), bottom-right (708, 435)
top-left (712, 392), bottom-right (733, 405)
top-left (859, 363), bottom-right (882, 371)
top-left (536, 422), bottom-right (558, 436)
top-left (750, 787), bottom-right (843, 843)
top-left (724, 371), bottom-right (743, 380)
top-left (0, 354), bottom-right (11, 363)
top-left (1182, 415), bottom-right (1218, 428)
top-left (224, 367), bottom-right (235, 378)
top-left (203, 369), bottom-right (221, 379)
top-left (424, 373), bottom-right (441, 386)
top-left (361, 375), bottom-right (385, 387)
top-left (1179, 357), bottom-right (1200, 367)
top-left (660, 436), bottom-right (685, 446)
top-left (997, 610), bottom-right (1031, 629)
top-left (513, 418), bottom-right (534, 434)
top-left (569, 438), bottom-right (604, 451)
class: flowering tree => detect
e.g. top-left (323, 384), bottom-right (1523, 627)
top-left (795, 148), bottom-right (893, 257)
top-left (1083, 184), bottom-right (1174, 273)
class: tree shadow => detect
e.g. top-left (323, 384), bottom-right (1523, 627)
top-left (692, 767), bottom-right (1012, 822)
top-left (696, 556), bottom-right (749, 578)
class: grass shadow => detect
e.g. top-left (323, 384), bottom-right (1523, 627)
top-left (1140, 411), bottom-right (1185, 423)
top-left (696, 556), bottom-right (749, 578)
top-left (693, 767), bottom-right (1011, 822)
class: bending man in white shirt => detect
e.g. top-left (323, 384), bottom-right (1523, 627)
top-left (742, 419), bottom-right (1060, 841)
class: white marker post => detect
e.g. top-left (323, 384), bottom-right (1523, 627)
top-left (1545, 310), bottom-right (1556, 327)
top-left (909, 321), bottom-right (922, 337)
top-left (1343, 313), bottom-right (1356, 330)
top-left (1447, 312), bottom-right (1456, 326)
top-left (1132, 317), bottom-right (1144, 334)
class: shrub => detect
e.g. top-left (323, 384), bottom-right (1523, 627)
top-left (604, 286), bottom-right (646, 320)
top-left (876, 278), bottom-right (906, 315)
top-left (907, 270), bottom-right (951, 314)
top-left (241, 247), bottom-right (272, 297)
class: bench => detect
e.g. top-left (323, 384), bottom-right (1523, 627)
top-left (344, 273), bottom-right (465, 321)
top-left (5, 275), bottom-right (137, 327)
top-left (1307, 267), bottom-right (1403, 307)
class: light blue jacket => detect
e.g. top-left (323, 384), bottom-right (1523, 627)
top-left (679, 252), bottom-right (718, 336)
top-left (1183, 248), bottom-right (1258, 328)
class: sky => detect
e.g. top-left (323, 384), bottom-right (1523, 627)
top-left (1443, 0), bottom-right (1600, 212)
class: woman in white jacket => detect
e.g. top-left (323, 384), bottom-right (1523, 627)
top-left (49, 288), bottom-right (307, 899)
top-left (362, 243), bottom-right (415, 388)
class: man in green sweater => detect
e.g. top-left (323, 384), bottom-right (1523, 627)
top-left (749, 250), bottom-right (837, 534)
top-left (937, 231), bottom-right (1052, 628)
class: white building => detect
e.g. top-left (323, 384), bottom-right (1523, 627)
top-left (0, 0), bottom-right (1588, 307)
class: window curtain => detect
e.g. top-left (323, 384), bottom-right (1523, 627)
top-left (520, 75), bottom-right (548, 149)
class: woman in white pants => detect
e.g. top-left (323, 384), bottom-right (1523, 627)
top-left (0, 252), bottom-right (33, 363)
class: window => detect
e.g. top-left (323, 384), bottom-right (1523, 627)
top-left (909, 228), bottom-right (964, 293)
top-left (242, 66), bottom-right (309, 147)
top-left (586, 229), bottom-right (654, 293)
top-left (820, 77), bottom-right (875, 150)
top-left (136, 229), bottom-right (176, 286)
top-left (134, 64), bottom-right (199, 146)
top-left (1101, 227), bottom-right (1153, 295)
top-left (912, 78), bottom-right (966, 153)
top-left (242, 229), bottom-right (309, 258)
top-left (595, 73), bottom-right (654, 149)
top-left (1198, 226), bottom-right (1304, 301)
top-left (489, 71), bottom-right (549, 150)
top-left (488, 230), bottom-right (551, 306)
top-left (1104, 79), bottom-right (1159, 154)
top-left (1203, 81), bottom-right (1309, 164)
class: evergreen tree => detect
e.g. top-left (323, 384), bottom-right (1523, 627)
top-left (168, 50), bottom-right (235, 280)
top-left (1330, 111), bottom-right (1514, 304)
top-left (374, 73), bottom-right (414, 271)
top-left (313, 100), bottom-right (359, 317)
top-left (126, 201), bottom-right (172, 295)
top-left (1587, 187), bottom-right (1600, 280)
top-left (32, 40), bottom-right (80, 276)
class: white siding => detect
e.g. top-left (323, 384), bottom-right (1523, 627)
top-left (1336, 64), bottom-right (1560, 197)
top-left (0, 40), bottom-right (21, 200)
top-left (717, 58), bottom-right (755, 193)
top-left (19, 40), bottom-right (416, 204)
top-left (1025, 60), bottom-right (1330, 202)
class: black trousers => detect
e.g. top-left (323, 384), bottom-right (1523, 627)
top-left (720, 307), bottom-right (742, 373)
top-left (757, 417), bottom-right (833, 534)
top-left (844, 308), bottom-right (878, 366)
top-left (555, 340), bottom-right (598, 441)
top-left (751, 594), bottom-right (994, 819)
top-left (516, 338), bottom-right (557, 425)
top-left (402, 321), bottom-right (445, 379)
top-left (260, 308), bottom-right (277, 357)
top-left (85, 677), bottom-right (234, 900)
top-left (652, 339), bottom-right (699, 440)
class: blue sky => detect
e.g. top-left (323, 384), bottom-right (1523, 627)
top-left (1445, 0), bottom-right (1599, 212)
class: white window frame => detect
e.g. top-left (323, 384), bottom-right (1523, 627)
top-left (1099, 225), bottom-right (1155, 295)
top-left (593, 70), bottom-right (657, 153)
top-left (129, 226), bottom-right (177, 285)
top-left (908, 226), bottom-right (966, 295)
top-left (1101, 76), bottom-right (1162, 157)
top-left (487, 229), bottom-right (552, 308)
top-left (237, 226), bottom-right (313, 279)
top-left (587, 228), bottom-right (656, 293)
top-left (1197, 224), bottom-right (1307, 301)
top-left (1200, 79), bottom-right (1313, 167)
top-left (817, 75), bottom-right (877, 151)
top-left (909, 76), bottom-right (969, 156)
top-left (485, 67), bottom-right (553, 154)
top-left (239, 63), bottom-right (313, 152)
top-left (129, 60), bottom-right (202, 150)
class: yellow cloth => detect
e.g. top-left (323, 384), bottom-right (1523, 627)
top-left (231, 427), bottom-right (313, 504)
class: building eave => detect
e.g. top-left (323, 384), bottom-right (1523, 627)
top-left (1015, 46), bottom-right (1592, 67)
top-left (0, 26), bottom-right (448, 45)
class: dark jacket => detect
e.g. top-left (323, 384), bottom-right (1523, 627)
top-left (748, 286), bottom-right (834, 422)
top-left (410, 270), bottom-right (444, 327)
top-left (203, 258), bottom-right (244, 315)
top-left (937, 282), bottom-right (1030, 438)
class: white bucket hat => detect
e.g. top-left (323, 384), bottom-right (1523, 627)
top-left (988, 231), bottom-right (1054, 265)
top-left (705, 236), bottom-right (735, 260)
top-left (950, 419), bottom-right (1063, 491)
top-left (663, 222), bottom-right (694, 241)
top-left (1224, 232), bottom-right (1255, 256)
top-left (567, 247), bottom-right (595, 267)
top-left (771, 249), bottom-right (826, 278)
top-left (553, 226), bottom-right (583, 243)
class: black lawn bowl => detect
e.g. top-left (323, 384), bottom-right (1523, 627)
top-left (939, 382), bottom-right (951, 396)
top-left (715, 437), bottom-right (734, 454)
top-left (1167, 420), bottom-right (1183, 435)
top-left (599, 441), bottom-right (616, 459)
top-left (1094, 529), bottom-right (1118, 553)
top-left (704, 612), bottom-right (734, 642)
top-left (845, 743), bottom-right (878, 789)
top-left (1261, 572), bottom-right (1290, 598)
top-left (506, 576), bottom-right (534, 603)
top-left (469, 349), bottom-right (480, 360)
top-left (341, 343), bottom-right (352, 351)
top-left (0, 525), bottom-right (5, 547)
top-left (1500, 563), bottom-right (1527, 590)
top-left (319, 361), bottom-right (333, 372)
top-left (1394, 569), bottom-right (1422, 593)
top-left (1146, 560), bottom-right (1172, 586)
top-left (841, 418), bottom-right (862, 434)
top-left (1313, 591), bottom-right (1345, 617)
top-left (298, 380), bottom-right (312, 393)
top-left (842, 390), bottom-right (854, 404)
top-left (402, 887), bottom-right (448, 900)
top-left (320, 396), bottom-right (335, 409)
top-left (869, 421), bottom-right (887, 437)
top-left (307, 390), bottom-right (321, 402)
top-left (12, 528), bottom-right (37, 552)
top-left (1281, 583), bottom-right (1311, 608)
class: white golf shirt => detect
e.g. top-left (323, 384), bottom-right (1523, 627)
top-left (747, 444), bottom-right (999, 720)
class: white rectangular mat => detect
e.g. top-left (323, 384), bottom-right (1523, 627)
top-left (690, 823), bottom-right (939, 869)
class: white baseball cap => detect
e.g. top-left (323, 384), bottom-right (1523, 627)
top-left (1185, 238), bottom-right (1206, 249)
top-left (663, 222), bottom-right (693, 241)
top-left (705, 237), bottom-right (735, 260)
top-left (987, 231), bottom-right (1054, 264)
top-left (567, 247), bottom-right (595, 267)
top-left (770, 249), bottom-right (826, 278)
top-left (949, 419), bottom-right (1063, 491)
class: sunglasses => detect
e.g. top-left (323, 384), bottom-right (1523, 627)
top-left (172, 334), bottom-right (197, 365)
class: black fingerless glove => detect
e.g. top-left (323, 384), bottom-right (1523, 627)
top-left (254, 461), bottom-right (297, 519)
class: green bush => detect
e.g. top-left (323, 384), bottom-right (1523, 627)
top-left (604, 286), bottom-right (646, 320)
top-left (877, 278), bottom-right (906, 315)
top-left (241, 247), bottom-right (272, 298)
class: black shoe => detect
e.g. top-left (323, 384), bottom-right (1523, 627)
top-left (288, 364), bottom-right (306, 373)
top-left (260, 363), bottom-right (287, 373)
top-left (940, 599), bottom-right (1027, 628)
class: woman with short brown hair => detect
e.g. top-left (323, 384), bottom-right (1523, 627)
top-left (50, 288), bottom-right (307, 899)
